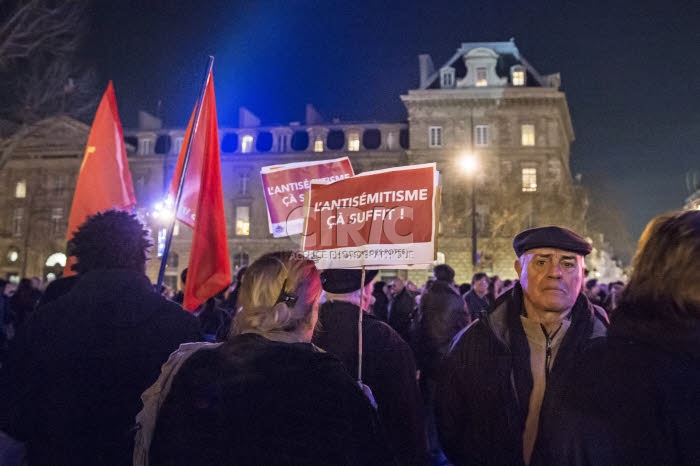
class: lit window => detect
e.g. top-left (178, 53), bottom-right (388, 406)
top-left (521, 124), bottom-right (535, 146)
top-left (474, 125), bottom-right (489, 146)
top-left (512, 70), bottom-right (525, 86)
top-left (7, 248), bottom-right (19, 263)
top-left (15, 180), bottom-right (26, 198)
top-left (241, 135), bottom-right (254, 153)
top-left (476, 67), bottom-right (487, 87)
top-left (348, 132), bottom-right (360, 151)
top-left (12, 208), bottom-right (24, 236)
top-left (45, 252), bottom-right (67, 267)
top-left (314, 138), bottom-right (324, 152)
top-left (522, 168), bottom-right (537, 192)
top-left (236, 206), bottom-right (250, 236)
top-left (157, 228), bottom-right (167, 257)
top-left (50, 207), bottom-right (63, 236)
top-left (429, 126), bottom-right (442, 148)
top-left (138, 138), bottom-right (153, 155)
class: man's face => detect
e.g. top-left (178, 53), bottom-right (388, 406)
top-left (514, 248), bottom-right (584, 316)
top-left (473, 277), bottom-right (489, 297)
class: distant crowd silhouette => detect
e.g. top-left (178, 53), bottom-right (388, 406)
top-left (1, 208), bottom-right (699, 465)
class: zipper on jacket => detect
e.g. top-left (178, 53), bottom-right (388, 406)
top-left (541, 323), bottom-right (562, 382)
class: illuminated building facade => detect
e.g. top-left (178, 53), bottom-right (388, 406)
top-left (1, 41), bottom-right (589, 286)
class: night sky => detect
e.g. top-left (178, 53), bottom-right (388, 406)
top-left (85, 0), bottom-right (699, 244)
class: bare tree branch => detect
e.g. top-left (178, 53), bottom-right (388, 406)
top-left (0, 0), bottom-right (83, 67)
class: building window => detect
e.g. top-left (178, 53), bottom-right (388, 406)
top-left (233, 252), bottom-right (249, 272)
top-left (173, 136), bottom-right (184, 154)
top-left (239, 173), bottom-right (250, 195)
top-left (241, 135), bottom-right (254, 153)
top-left (50, 207), bottom-right (63, 236)
top-left (476, 67), bottom-right (487, 87)
top-left (7, 248), bottom-right (19, 263)
top-left (157, 228), bottom-right (167, 257)
top-left (441, 67), bottom-right (455, 88)
top-left (348, 132), bottom-right (360, 151)
top-left (512, 69), bottom-right (525, 86)
top-left (429, 126), bottom-right (443, 148)
top-left (278, 134), bottom-right (288, 152)
top-left (474, 125), bottom-right (489, 146)
top-left (522, 168), bottom-right (537, 192)
top-left (138, 138), bottom-right (153, 155)
top-left (12, 208), bottom-right (24, 237)
top-left (235, 206), bottom-right (250, 236)
top-left (15, 180), bottom-right (26, 198)
top-left (314, 137), bottom-right (324, 152)
top-left (521, 124), bottom-right (535, 146)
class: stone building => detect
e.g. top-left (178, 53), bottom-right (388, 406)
top-left (1, 40), bottom-right (589, 287)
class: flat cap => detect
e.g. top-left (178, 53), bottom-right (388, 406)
top-left (320, 269), bottom-right (379, 294)
top-left (513, 226), bottom-right (592, 257)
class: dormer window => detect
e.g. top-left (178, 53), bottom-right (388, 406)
top-left (475, 67), bottom-right (488, 87)
top-left (314, 137), bottom-right (324, 152)
top-left (512, 65), bottom-right (526, 86)
top-left (440, 67), bottom-right (455, 88)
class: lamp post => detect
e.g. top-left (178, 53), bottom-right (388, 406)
top-left (460, 155), bottom-right (478, 267)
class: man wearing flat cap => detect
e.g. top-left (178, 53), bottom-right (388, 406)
top-left (436, 226), bottom-right (608, 466)
top-left (312, 269), bottom-right (426, 465)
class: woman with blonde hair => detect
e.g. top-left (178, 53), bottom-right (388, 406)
top-left (536, 210), bottom-right (700, 465)
top-left (149, 251), bottom-right (393, 465)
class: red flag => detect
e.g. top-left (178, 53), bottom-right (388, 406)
top-left (64, 81), bottom-right (136, 276)
top-left (169, 70), bottom-right (231, 311)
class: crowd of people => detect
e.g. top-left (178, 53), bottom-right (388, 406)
top-left (0, 208), bottom-right (699, 465)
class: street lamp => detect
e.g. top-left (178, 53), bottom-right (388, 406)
top-left (460, 154), bottom-right (478, 267)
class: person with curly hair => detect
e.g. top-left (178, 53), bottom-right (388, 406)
top-left (0, 209), bottom-right (201, 465)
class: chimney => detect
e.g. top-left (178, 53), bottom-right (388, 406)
top-left (418, 54), bottom-right (435, 89)
top-left (305, 104), bottom-right (324, 125)
top-left (239, 107), bottom-right (261, 128)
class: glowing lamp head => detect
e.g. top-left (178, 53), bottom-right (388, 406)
top-left (460, 154), bottom-right (478, 174)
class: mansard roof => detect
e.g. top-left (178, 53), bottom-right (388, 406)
top-left (419, 39), bottom-right (559, 90)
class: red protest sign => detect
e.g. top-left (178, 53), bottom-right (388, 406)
top-left (301, 163), bottom-right (438, 269)
top-left (261, 157), bottom-right (354, 237)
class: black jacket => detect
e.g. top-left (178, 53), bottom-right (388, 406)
top-left (150, 333), bottom-right (394, 465)
top-left (313, 300), bottom-right (427, 465)
top-left (534, 303), bottom-right (700, 466)
top-left (0, 268), bottom-right (202, 466)
top-left (436, 283), bottom-right (608, 466)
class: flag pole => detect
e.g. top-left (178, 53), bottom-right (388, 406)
top-left (357, 265), bottom-right (366, 385)
top-left (157, 56), bottom-right (215, 290)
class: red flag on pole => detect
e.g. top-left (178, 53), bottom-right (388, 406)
top-left (168, 69), bottom-right (231, 311)
top-left (64, 81), bottom-right (136, 276)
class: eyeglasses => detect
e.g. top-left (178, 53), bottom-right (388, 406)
top-left (275, 278), bottom-right (298, 308)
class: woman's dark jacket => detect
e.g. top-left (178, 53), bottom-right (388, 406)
top-left (534, 302), bottom-right (700, 466)
top-left (435, 283), bottom-right (608, 466)
top-left (150, 332), bottom-right (394, 465)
